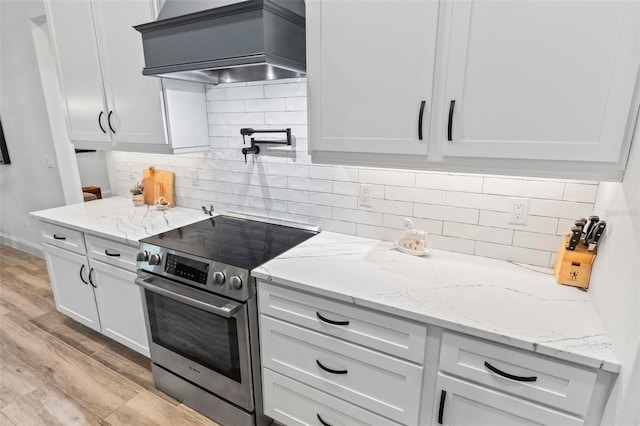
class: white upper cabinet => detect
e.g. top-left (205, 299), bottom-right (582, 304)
top-left (438, 0), bottom-right (638, 163)
top-left (45, 0), bottom-right (209, 154)
top-left (307, 0), bottom-right (439, 155)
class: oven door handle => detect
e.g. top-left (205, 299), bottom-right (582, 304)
top-left (134, 276), bottom-right (242, 318)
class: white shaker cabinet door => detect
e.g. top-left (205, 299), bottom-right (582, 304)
top-left (435, 374), bottom-right (584, 426)
top-left (90, 260), bottom-right (149, 357)
top-left (45, 0), bottom-right (110, 144)
top-left (42, 243), bottom-right (101, 332)
top-left (92, 0), bottom-right (166, 147)
top-left (307, 0), bottom-right (438, 155)
top-left (440, 0), bottom-right (638, 162)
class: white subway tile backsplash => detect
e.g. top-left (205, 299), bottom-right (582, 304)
top-left (483, 177), bottom-right (565, 199)
top-left (563, 183), bottom-right (599, 203)
top-left (527, 199), bottom-right (594, 219)
top-left (225, 85), bottom-right (264, 100)
top-left (443, 223), bottom-right (513, 245)
top-left (310, 192), bottom-right (358, 209)
top-left (333, 208), bottom-right (383, 226)
top-left (360, 169), bottom-right (415, 187)
top-left (445, 192), bottom-right (509, 212)
top-left (479, 211), bottom-right (558, 234)
top-left (385, 186), bottom-right (446, 205)
top-left (264, 82), bottom-right (307, 98)
top-left (109, 78), bottom-right (599, 268)
top-left (513, 231), bottom-right (562, 252)
top-left (245, 98), bottom-right (286, 112)
top-left (414, 204), bottom-right (479, 225)
top-left (416, 173), bottom-right (483, 192)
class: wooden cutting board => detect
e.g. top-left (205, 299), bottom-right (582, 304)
top-left (142, 166), bottom-right (175, 207)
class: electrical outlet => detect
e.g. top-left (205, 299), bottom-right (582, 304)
top-left (359, 184), bottom-right (372, 207)
top-left (46, 155), bottom-right (55, 168)
top-left (508, 197), bottom-right (529, 224)
top-left (128, 163), bottom-right (135, 179)
top-left (187, 168), bottom-right (199, 186)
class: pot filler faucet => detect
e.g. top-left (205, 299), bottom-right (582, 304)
top-left (240, 128), bottom-right (292, 163)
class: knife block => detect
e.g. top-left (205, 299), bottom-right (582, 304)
top-left (553, 235), bottom-right (597, 289)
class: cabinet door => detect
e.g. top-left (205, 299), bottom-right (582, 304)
top-left (44, 0), bottom-right (111, 144)
top-left (90, 260), bottom-right (149, 357)
top-left (307, 0), bottom-right (438, 155)
top-left (42, 243), bottom-right (101, 332)
top-left (435, 374), bottom-right (583, 426)
top-left (440, 0), bottom-right (637, 162)
top-left (92, 0), bottom-right (167, 146)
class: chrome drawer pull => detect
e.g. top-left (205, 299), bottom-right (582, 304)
top-left (316, 359), bottom-right (347, 375)
top-left (316, 312), bottom-right (349, 326)
top-left (317, 414), bottom-right (332, 426)
top-left (484, 361), bottom-right (537, 382)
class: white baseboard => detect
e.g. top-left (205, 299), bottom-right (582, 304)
top-left (0, 233), bottom-right (44, 258)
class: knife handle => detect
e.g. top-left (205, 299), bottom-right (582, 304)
top-left (584, 215), bottom-right (599, 246)
top-left (566, 227), bottom-right (582, 251)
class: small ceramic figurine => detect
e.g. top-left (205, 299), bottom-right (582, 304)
top-left (394, 218), bottom-right (431, 255)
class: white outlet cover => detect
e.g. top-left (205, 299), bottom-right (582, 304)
top-left (508, 197), bottom-right (529, 224)
top-left (359, 184), bottom-right (373, 207)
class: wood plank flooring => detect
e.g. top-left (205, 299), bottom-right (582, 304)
top-left (0, 245), bottom-right (220, 426)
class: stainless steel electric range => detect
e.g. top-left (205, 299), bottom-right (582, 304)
top-left (135, 214), bottom-right (319, 426)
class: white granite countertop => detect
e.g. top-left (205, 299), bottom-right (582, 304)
top-left (30, 197), bottom-right (208, 246)
top-left (253, 232), bottom-right (620, 373)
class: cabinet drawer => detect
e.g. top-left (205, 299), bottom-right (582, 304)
top-left (258, 282), bottom-right (427, 363)
top-left (85, 235), bottom-right (138, 273)
top-left (263, 369), bottom-right (402, 426)
top-left (439, 332), bottom-right (597, 416)
top-left (260, 316), bottom-right (423, 425)
top-left (39, 221), bottom-right (86, 255)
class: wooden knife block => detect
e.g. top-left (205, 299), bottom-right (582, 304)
top-left (553, 235), bottom-right (597, 289)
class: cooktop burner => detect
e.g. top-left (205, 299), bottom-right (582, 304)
top-left (140, 215), bottom-right (319, 270)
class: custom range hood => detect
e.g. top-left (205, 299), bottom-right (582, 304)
top-left (134, 0), bottom-right (305, 85)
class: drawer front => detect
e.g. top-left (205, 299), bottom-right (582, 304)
top-left (258, 282), bottom-right (427, 363)
top-left (439, 332), bottom-right (597, 416)
top-left (260, 315), bottom-right (423, 425)
top-left (39, 221), bottom-right (86, 255)
top-left (85, 235), bottom-right (138, 272)
top-left (263, 369), bottom-right (402, 426)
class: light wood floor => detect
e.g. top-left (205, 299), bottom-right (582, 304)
top-left (0, 244), bottom-right (220, 426)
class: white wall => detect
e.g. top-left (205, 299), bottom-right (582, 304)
top-left (590, 112), bottom-right (640, 425)
top-left (0, 0), bottom-right (67, 255)
top-left (110, 79), bottom-right (600, 268)
top-left (76, 150), bottom-right (112, 197)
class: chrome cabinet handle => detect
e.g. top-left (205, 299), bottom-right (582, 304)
top-left (79, 264), bottom-right (88, 285)
top-left (484, 361), bottom-right (537, 382)
top-left (107, 111), bottom-right (116, 134)
top-left (316, 359), bottom-right (347, 375)
top-left (447, 100), bottom-right (455, 141)
top-left (104, 250), bottom-right (120, 257)
top-left (88, 267), bottom-right (97, 288)
top-left (53, 234), bottom-right (66, 240)
top-left (98, 111), bottom-right (106, 133)
top-left (316, 312), bottom-right (349, 326)
top-left (418, 100), bottom-right (426, 140)
top-left (438, 390), bottom-right (446, 424)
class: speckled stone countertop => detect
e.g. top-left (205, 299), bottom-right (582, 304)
top-left (30, 196), bottom-right (208, 246)
top-left (253, 231), bottom-right (619, 373)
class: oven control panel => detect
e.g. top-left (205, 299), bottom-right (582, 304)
top-left (165, 253), bottom-right (209, 285)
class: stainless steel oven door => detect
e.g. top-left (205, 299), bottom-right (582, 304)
top-left (135, 272), bottom-right (254, 411)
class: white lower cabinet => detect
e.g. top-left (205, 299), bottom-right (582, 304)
top-left (40, 222), bottom-right (149, 356)
top-left (90, 260), bottom-right (149, 356)
top-left (42, 243), bottom-right (101, 332)
top-left (434, 374), bottom-right (583, 426)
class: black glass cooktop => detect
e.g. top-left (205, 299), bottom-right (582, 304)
top-left (140, 215), bottom-right (319, 270)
